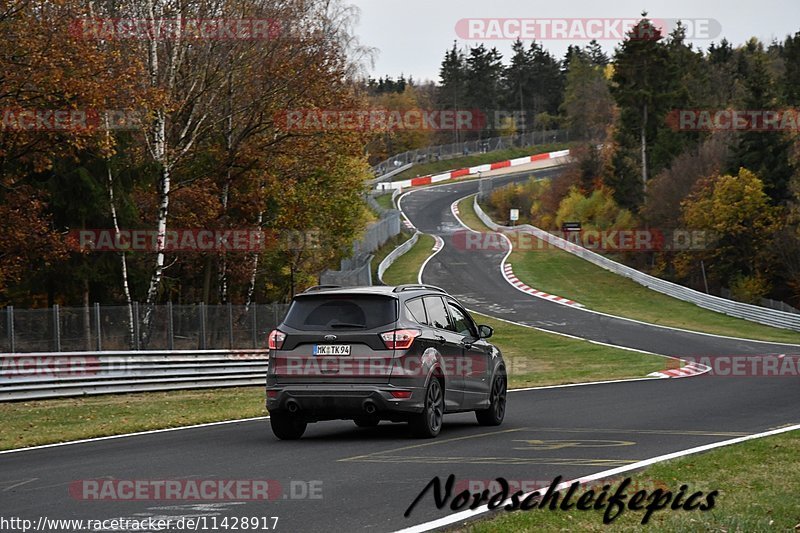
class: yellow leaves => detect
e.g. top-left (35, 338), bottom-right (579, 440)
top-left (683, 168), bottom-right (782, 237)
top-left (555, 186), bottom-right (635, 232)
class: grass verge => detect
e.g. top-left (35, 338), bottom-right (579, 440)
top-left (458, 194), bottom-right (799, 344)
top-left (463, 429), bottom-right (800, 532)
top-left (374, 193), bottom-right (395, 211)
top-left (393, 143), bottom-right (569, 182)
top-left (370, 230), bottom-right (414, 283)
top-left (381, 233), bottom-right (436, 286)
top-left (382, 230), bottom-right (666, 388)
top-left (472, 313), bottom-right (664, 388)
top-left (0, 387), bottom-right (266, 451)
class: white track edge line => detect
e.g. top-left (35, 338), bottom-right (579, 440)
top-left (441, 192), bottom-right (800, 348)
top-left (0, 416), bottom-right (269, 455)
top-left (394, 423), bottom-right (800, 533)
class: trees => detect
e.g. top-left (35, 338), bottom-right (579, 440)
top-left (0, 0), bottom-right (375, 312)
top-left (526, 41), bottom-right (563, 120)
top-left (561, 49), bottom-right (614, 141)
top-left (609, 15), bottom-right (677, 209)
top-left (555, 187), bottom-right (635, 232)
top-left (504, 39), bottom-right (532, 132)
top-left (678, 168), bottom-right (782, 295)
top-left (437, 41), bottom-right (467, 142)
top-left (728, 52), bottom-right (794, 204)
top-left (464, 44), bottom-right (504, 137)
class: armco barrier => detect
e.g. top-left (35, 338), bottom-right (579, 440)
top-left (377, 232), bottom-right (420, 283)
top-left (473, 197), bottom-right (800, 332)
top-left (371, 129), bottom-right (568, 177)
top-left (376, 149), bottom-right (571, 191)
top-left (0, 349), bottom-right (269, 401)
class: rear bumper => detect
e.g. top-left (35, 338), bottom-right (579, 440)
top-left (266, 384), bottom-right (425, 421)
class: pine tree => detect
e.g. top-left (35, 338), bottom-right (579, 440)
top-left (439, 42), bottom-right (467, 107)
top-left (609, 15), bottom-right (677, 209)
top-left (586, 40), bottom-right (609, 66)
top-left (504, 39), bottom-right (533, 132)
top-left (729, 54), bottom-right (793, 204)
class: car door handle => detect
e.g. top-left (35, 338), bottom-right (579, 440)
top-left (434, 335), bottom-right (446, 344)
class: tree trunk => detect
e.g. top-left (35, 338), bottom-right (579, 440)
top-left (142, 143), bottom-right (170, 345)
top-left (105, 149), bottom-right (134, 348)
top-left (245, 210), bottom-right (264, 310)
top-left (641, 102), bottom-right (648, 195)
top-left (218, 70), bottom-right (234, 304)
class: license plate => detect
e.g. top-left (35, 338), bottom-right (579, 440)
top-left (313, 344), bottom-right (351, 356)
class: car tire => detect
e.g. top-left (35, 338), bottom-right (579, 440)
top-left (270, 413), bottom-right (307, 440)
top-left (476, 373), bottom-right (506, 426)
top-left (353, 417), bottom-right (380, 428)
top-left (409, 378), bottom-right (444, 438)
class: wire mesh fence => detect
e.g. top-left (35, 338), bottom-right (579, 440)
top-left (0, 303), bottom-right (290, 353)
top-left (319, 211), bottom-right (402, 287)
top-left (371, 129), bottom-right (569, 179)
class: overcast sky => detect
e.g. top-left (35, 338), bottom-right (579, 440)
top-left (347, 0), bottom-right (800, 82)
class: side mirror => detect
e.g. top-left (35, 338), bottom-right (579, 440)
top-left (478, 325), bottom-right (493, 339)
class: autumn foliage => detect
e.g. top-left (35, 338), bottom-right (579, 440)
top-left (0, 0), bottom-right (376, 307)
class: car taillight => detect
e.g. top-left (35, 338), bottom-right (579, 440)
top-left (268, 330), bottom-right (286, 350)
top-left (380, 329), bottom-right (420, 350)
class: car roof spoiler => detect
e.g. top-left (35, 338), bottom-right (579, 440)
top-left (392, 284), bottom-right (446, 294)
top-left (302, 285), bottom-right (342, 293)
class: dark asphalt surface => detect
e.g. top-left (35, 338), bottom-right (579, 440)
top-left (2, 169), bottom-right (798, 533)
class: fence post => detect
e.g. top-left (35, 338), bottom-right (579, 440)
top-left (94, 303), bottom-right (102, 351)
top-left (227, 302), bottom-right (234, 350)
top-left (7, 305), bottom-right (14, 353)
top-left (167, 301), bottom-right (174, 351)
top-left (272, 302), bottom-right (279, 331)
top-left (53, 304), bottom-right (61, 352)
top-left (199, 302), bottom-right (206, 350)
top-left (133, 302), bottom-right (140, 350)
top-left (251, 304), bottom-right (258, 349)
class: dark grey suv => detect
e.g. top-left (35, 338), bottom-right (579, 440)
top-left (266, 284), bottom-right (507, 439)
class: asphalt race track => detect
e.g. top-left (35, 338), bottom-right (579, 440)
top-left (2, 168), bottom-right (798, 533)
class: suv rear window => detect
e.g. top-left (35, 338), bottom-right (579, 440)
top-left (284, 295), bottom-right (398, 330)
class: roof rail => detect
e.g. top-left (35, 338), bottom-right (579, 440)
top-left (392, 284), bottom-right (446, 294)
top-left (302, 285), bottom-right (341, 293)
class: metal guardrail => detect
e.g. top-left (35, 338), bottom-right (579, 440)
top-left (369, 163), bottom-right (413, 185)
top-left (370, 129), bottom-right (568, 178)
top-left (473, 196), bottom-right (800, 333)
top-left (377, 232), bottom-right (420, 283)
top-left (0, 349), bottom-right (269, 401)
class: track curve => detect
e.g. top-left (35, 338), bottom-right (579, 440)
top-left (1, 168), bottom-right (798, 533)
